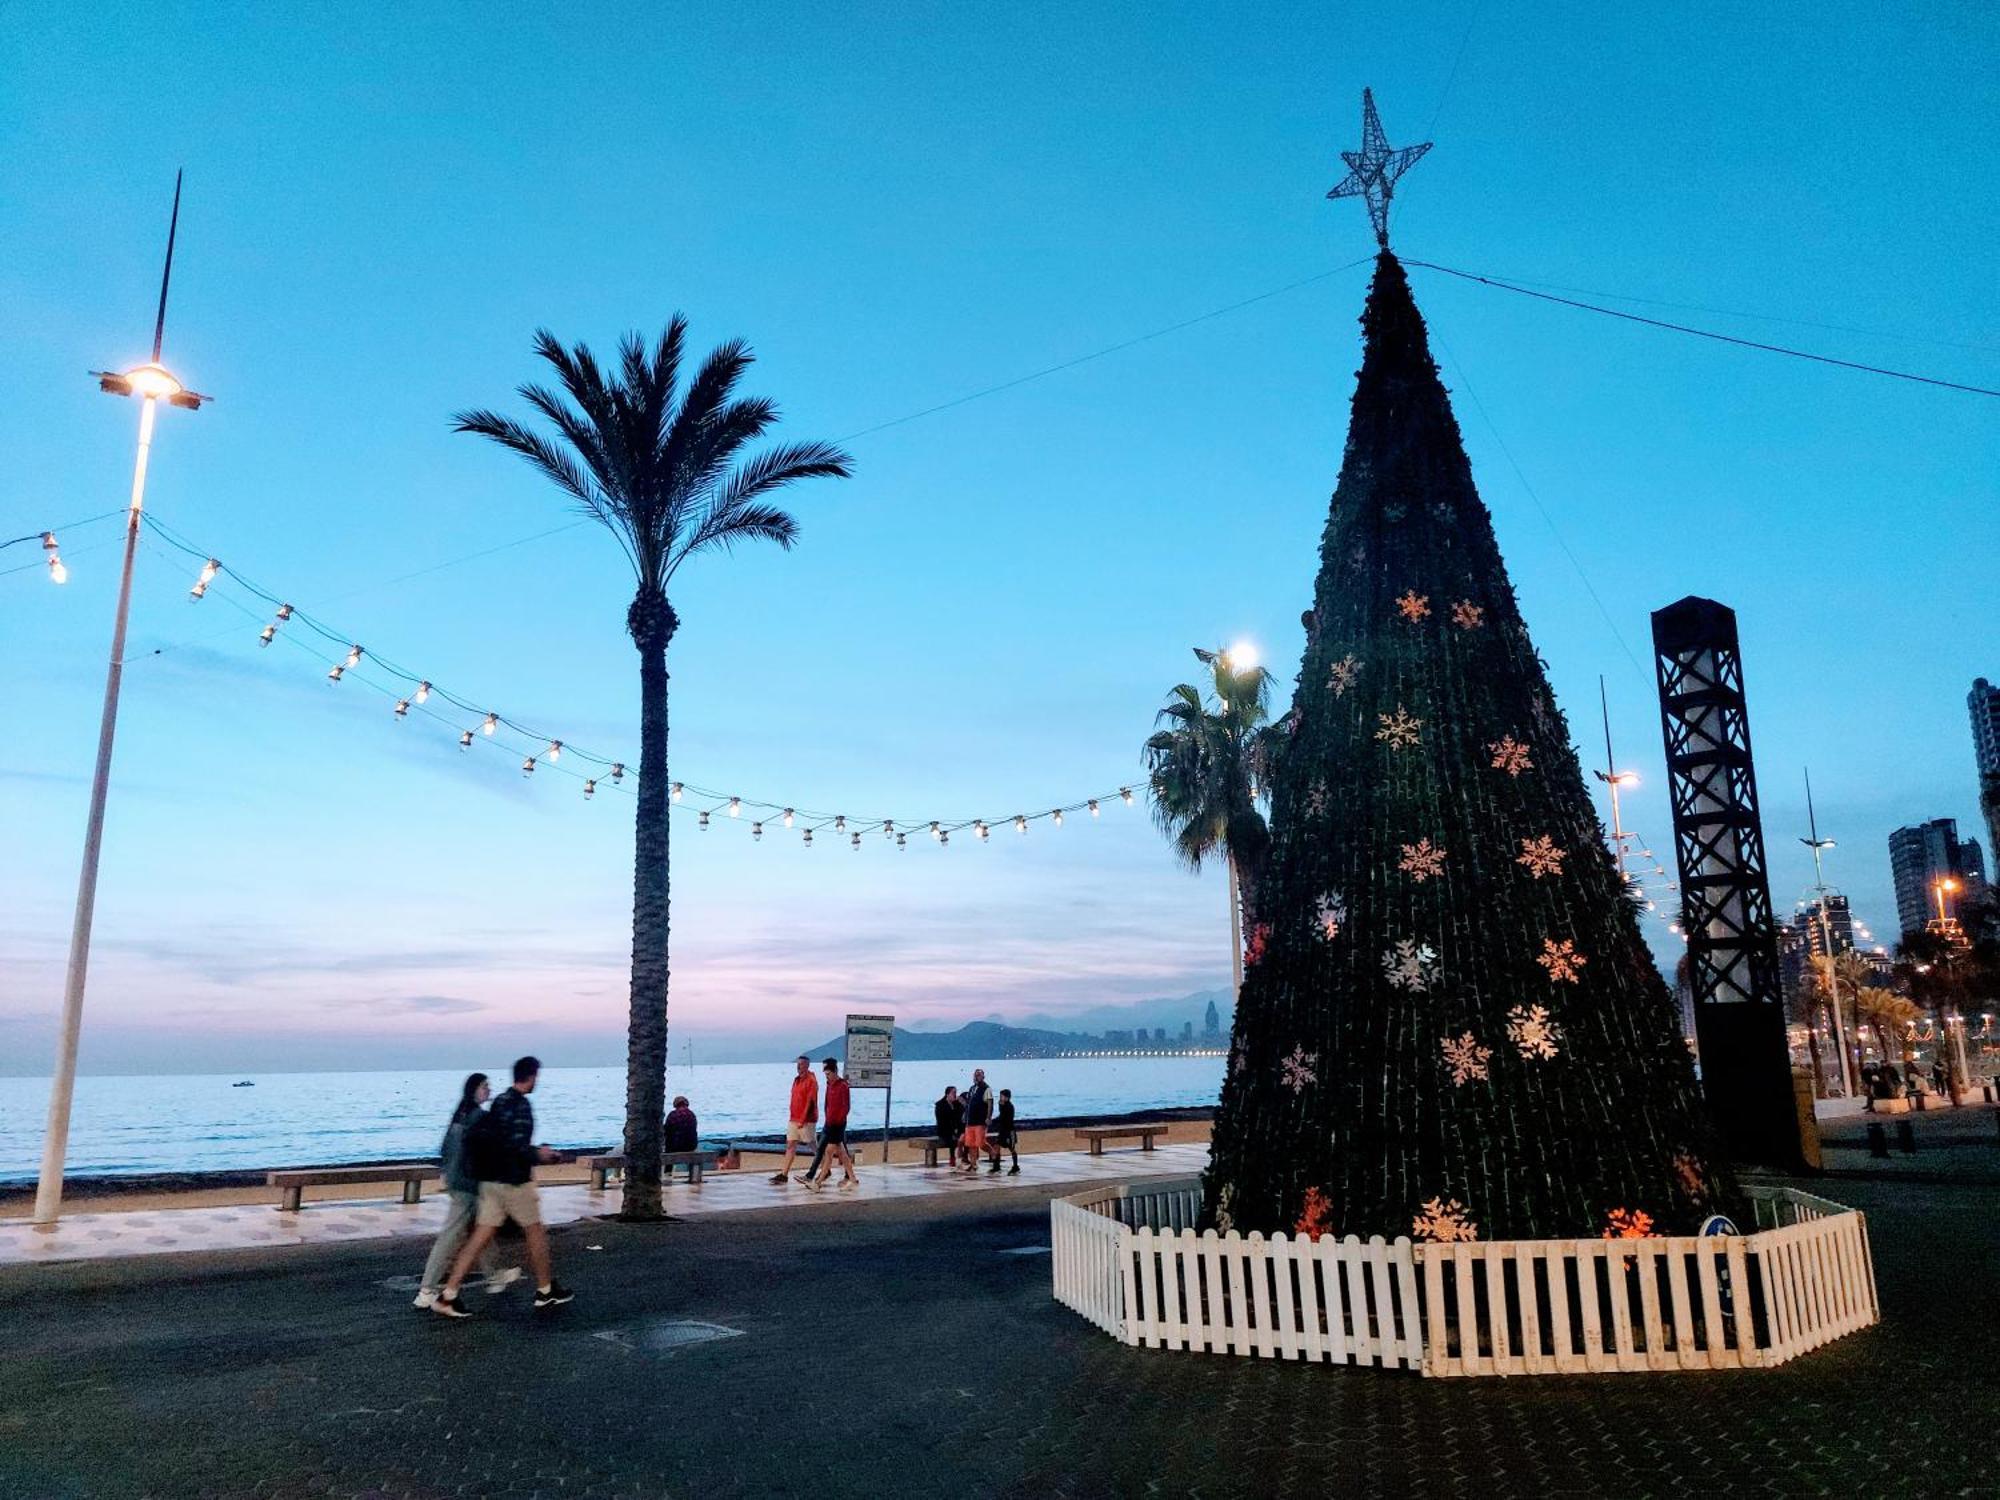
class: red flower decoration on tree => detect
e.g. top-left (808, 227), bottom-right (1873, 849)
top-left (1603, 1207), bottom-right (1657, 1240)
top-left (1244, 922), bottom-right (1271, 967)
top-left (1295, 1186), bottom-right (1335, 1243)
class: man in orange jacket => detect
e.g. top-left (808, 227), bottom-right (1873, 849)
top-left (771, 1055), bottom-right (818, 1184)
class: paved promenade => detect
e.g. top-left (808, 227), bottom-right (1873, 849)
top-left (1, 1160), bottom-right (1994, 1498)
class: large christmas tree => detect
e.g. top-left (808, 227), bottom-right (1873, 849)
top-left (1202, 248), bottom-right (1739, 1243)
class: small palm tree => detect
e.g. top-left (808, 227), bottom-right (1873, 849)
top-left (1145, 646), bottom-right (1283, 998)
top-left (457, 322), bottom-right (851, 1219)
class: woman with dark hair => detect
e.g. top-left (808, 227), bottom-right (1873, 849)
top-left (413, 1073), bottom-right (517, 1308)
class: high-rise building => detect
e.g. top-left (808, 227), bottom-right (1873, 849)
top-left (1797, 894), bottom-right (1855, 960)
top-left (1887, 819), bottom-right (1988, 938)
top-left (1972, 678), bottom-right (2000, 857)
top-left (1202, 999), bottom-right (1220, 1036)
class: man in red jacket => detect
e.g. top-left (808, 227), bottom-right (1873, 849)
top-left (804, 1056), bottom-right (859, 1192)
top-left (771, 1055), bottom-right (818, 1184)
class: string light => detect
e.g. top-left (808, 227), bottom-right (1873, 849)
top-left (802, 828), bottom-right (813, 847)
top-left (1053, 808), bottom-right (1064, 827)
top-left (482, 713), bottom-right (498, 736)
top-left (671, 782), bottom-right (683, 802)
top-left (1088, 798), bottom-right (1100, 817)
top-left (851, 832), bottom-right (861, 850)
top-left (728, 796), bottom-right (741, 817)
top-left (783, 808), bottom-right (794, 828)
top-left (522, 756), bottom-right (536, 776)
top-left (897, 834), bottom-right (907, 849)
top-left (547, 740), bottom-right (562, 763)
top-left (929, 821), bottom-right (941, 840)
top-left (939, 830), bottom-right (950, 847)
top-left (976, 820), bottom-right (989, 840)
top-left (343, 645), bottom-right (364, 669)
top-left (583, 779), bottom-right (596, 799)
top-left (394, 698), bottom-right (410, 717)
top-left (259, 625), bottom-right (275, 646)
top-left (189, 559), bottom-right (219, 600)
top-left (460, 730), bottom-right (474, 748)
top-left (1120, 787), bottom-right (1134, 805)
top-left (752, 821), bottom-right (763, 840)
top-left (42, 534), bottom-right (66, 585)
top-left (1015, 815), bottom-right (1027, 834)
top-left (882, 821), bottom-right (894, 838)
top-left (834, 815), bottom-right (846, 832)
top-left (611, 763), bottom-right (624, 782)
top-left (326, 664), bottom-right (345, 683)
top-left (276, 603), bottom-right (293, 621)
top-left (698, 810), bottom-right (709, 829)
top-left (415, 681), bottom-right (431, 704)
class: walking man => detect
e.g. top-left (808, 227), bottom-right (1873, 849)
top-left (959, 1068), bottom-right (992, 1174)
top-left (803, 1056), bottom-right (859, 1192)
top-left (432, 1056), bottom-right (573, 1318)
top-left (771, 1055), bottom-right (818, 1184)
top-left (986, 1087), bottom-right (1020, 1175)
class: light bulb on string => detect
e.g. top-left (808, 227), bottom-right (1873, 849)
top-left (882, 821), bottom-right (894, 839)
top-left (834, 815), bottom-right (845, 832)
top-left (459, 730), bottom-right (474, 749)
top-left (189, 559), bottom-right (219, 600)
top-left (929, 821), bottom-right (940, 841)
top-left (583, 779), bottom-right (596, 799)
top-left (1088, 799), bottom-right (1100, 818)
top-left (698, 810), bottom-right (709, 830)
top-left (671, 783), bottom-right (683, 802)
top-left (522, 756), bottom-right (536, 777)
top-left (976, 821), bottom-right (989, 841)
top-left (342, 645), bottom-right (363, 669)
top-left (327, 664), bottom-right (345, 683)
top-left (415, 682), bottom-right (431, 705)
top-left (42, 533), bottom-right (66, 584)
top-left (1014, 815), bottom-right (1027, 834)
top-left (897, 834), bottom-right (907, 850)
top-left (782, 808), bottom-right (794, 828)
top-left (728, 797), bottom-right (741, 818)
top-left (752, 821), bottom-right (763, 841)
top-left (802, 828), bottom-right (813, 847)
top-left (611, 763), bottom-right (624, 782)
top-left (482, 713), bottom-right (498, 736)
top-left (275, 604), bottom-right (293, 622)
top-left (1120, 787), bottom-right (1134, 805)
top-left (850, 832), bottom-right (861, 851)
top-left (939, 830), bottom-right (950, 847)
top-left (258, 625), bottom-right (275, 646)
top-left (394, 699), bottom-right (410, 718)
top-left (547, 741), bottom-right (562, 763)
top-left (1052, 809), bottom-right (1064, 828)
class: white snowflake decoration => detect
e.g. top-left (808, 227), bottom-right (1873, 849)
top-left (1395, 590), bottom-right (1431, 622)
top-left (1306, 780), bottom-right (1329, 815)
top-left (1383, 938), bottom-right (1439, 992)
top-left (1376, 707), bottom-right (1423, 749)
top-left (1398, 837), bottom-right (1447, 882)
top-left (1441, 1032), bottom-right (1492, 1085)
top-left (1215, 1183), bottom-right (1236, 1235)
top-left (1488, 735), bottom-right (1533, 776)
top-left (1279, 1045), bottom-right (1319, 1095)
top-left (1327, 654), bottom-right (1361, 697)
top-left (1536, 937), bottom-right (1586, 984)
top-left (1412, 1197), bottom-right (1479, 1243)
top-left (1506, 1004), bottom-right (1562, 1060)
top-left (1516, 834), bottom-right (1566, 879)
top-left (1314, 891), bottom-right (1346, 942)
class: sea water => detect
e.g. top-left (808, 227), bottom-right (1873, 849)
top-left (0, 1055), bottom-right (1225, 1180)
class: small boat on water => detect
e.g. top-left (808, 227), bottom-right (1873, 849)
top-left (232, 1080), bottom-right (255, 1087)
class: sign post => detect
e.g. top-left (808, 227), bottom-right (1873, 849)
top-left (845, 1014), bottom-right (894, 1165)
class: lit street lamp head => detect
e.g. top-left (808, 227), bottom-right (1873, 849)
top-left (91, 362), bottom-right (207, 409)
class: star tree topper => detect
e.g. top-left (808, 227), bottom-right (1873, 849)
top-left (1326, 88), bottom-right (1432, 248)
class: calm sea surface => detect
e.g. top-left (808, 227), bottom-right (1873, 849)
top-left (0, 1056), bottom-right (1225, 1181)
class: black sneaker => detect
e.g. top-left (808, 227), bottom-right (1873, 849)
top-left (1008, 1165), bottom-right (1020, 1175)
top-left (534, 1282), bottom-right (576, 1309)
top-left (431, 1292), bottom-right (473, 1320)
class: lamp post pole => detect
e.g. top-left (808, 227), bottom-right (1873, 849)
top-left (1799, 768), bottom-right (1854, 1098)
top-left (34, 175), bottom-right (204, 1226)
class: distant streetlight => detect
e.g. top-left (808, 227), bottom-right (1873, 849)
top-left (1591, 677), bottom-right (1639, 887)
top-left (1798, 767), bottom-right (1855, 1098)
top-left (35, 172), bottom-right (206, 1228)
top-left (1933, 876), bottom-right (1960, 925)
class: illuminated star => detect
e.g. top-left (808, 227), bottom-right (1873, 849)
top-left (1326, 89), bottom-right (1432, 248)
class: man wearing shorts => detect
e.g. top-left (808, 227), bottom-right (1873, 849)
top-left (959, 1068), bottom-right (992, 1174)
top-left (771, 1055), bottom-right (818, 1183)
top-left (433, 1056), bottom-right (573, 1318)
top-left (803, 1056), bottom-right (859, 1192)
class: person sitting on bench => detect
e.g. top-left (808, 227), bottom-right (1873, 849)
top-left (663, 1095), bottom-right (698, 1155)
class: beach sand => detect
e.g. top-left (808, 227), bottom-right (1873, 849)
top-left (0, 1118), bottom-right (1213, 1219)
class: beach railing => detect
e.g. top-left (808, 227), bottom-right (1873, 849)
top-left (1052, 1181), bottom-right (1875, 1378)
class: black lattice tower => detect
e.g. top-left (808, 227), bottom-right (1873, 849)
top-left (1651, 596), bottom-right (1802, 1168)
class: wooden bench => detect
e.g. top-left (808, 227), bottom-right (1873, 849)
top-left (268, 1164), bottom-right (431, 1212)
top-left (909, 1139), bottom-right (960, 1168)
top-left (580, 1151), bottom-right (718, 1190)
top-left (1074, 1124), bottom-right (1168, 1156)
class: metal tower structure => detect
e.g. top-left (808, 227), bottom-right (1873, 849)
top-left (1651, 596), bottom-right (1803, 1168)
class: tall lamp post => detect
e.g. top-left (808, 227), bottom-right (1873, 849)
top-left (1219, 639), bottom-right (1260, 1000)
top-left (1592, 677), bottom-right (1640, 889)
top-left (1798, 768), bottom-right (1854, 1098)
top-left (34, 173), bottom-right (207, 1226)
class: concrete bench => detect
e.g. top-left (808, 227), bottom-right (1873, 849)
top-left (581, 1151), bottom-right (718, 1190)
top-left (268, 1164), bottom-right (431, 1212)
top-left (909, 1139), bottom-right (960, 1168)
top-left (1075, 1124), bottom-right (1167, 1156)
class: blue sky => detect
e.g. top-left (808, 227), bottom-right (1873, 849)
top-left (2, 5), bottom-right (1994, 1074)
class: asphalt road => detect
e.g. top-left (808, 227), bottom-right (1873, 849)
top-left (1, 1171), bottom-right (1994, 1499)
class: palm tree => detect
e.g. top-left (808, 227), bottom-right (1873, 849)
top-left (1144, 646), bottom-right (1284, 997)
top-left (457, 322), bottom-right (851, 1219)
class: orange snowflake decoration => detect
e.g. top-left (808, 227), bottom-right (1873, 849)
top-left (1488, 735), bottom-right (1533, 776)
top-left (1537, 937), bottom-right (1586, 983)
top-left (1603, 1207), bottom-right (1658, 1240)
top-left (1244, 922), bottom-right (1271, 967)
top-left (1672, 1151), bottom-right (1705, 1200)
top-left (1395, 590), bottom-right (1431, 622)
top-left (1449, 599), bottom-right (1485, 629)
top-left (1295, 1186), bottom-right (1335, 1243)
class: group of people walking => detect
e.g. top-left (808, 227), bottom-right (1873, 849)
top-left (770, 1054), bottom-right (862, 1190)
top-left (934, 1067), bottom-right (1020, 1174)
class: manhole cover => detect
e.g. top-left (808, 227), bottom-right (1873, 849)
top-left (593, 1319), bottom-right (745, 1355)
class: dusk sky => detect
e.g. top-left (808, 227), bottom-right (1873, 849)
top-left (2, 6), bottom-right (1993, 1075)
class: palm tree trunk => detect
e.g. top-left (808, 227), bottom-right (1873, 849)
top-left (1803, 1003), bottom-right (1826, 1099)
top-left (621, 589), bottom-right (677, 1220)
top-left (1228, 856), bottom-right (1244, 998)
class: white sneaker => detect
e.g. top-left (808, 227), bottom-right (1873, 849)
top-left (484, 1267), bottom-right (524, 1295)
top-left (412, 1288), bottom-right (439, 1309)
top-left (837, 1178), bottom-right (858, 1192)
top-left (802, 1176), bottom-right (824, 1193)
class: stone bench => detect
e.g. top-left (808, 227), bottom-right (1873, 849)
top-left (1075, 1124), bottom-right (1168, 1156)
top-left (580, 1151), bottom-right (717, 1190)
top-left (268, 1164), bottom-right (431, 1212)
top-left (909, 1139), bottom-right (960, 1168)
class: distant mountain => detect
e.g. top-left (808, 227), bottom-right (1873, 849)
top-left (1009, 986), bottom-right (1233, 1038)
top-left (800, 1017), bottom-right (1223, 1063)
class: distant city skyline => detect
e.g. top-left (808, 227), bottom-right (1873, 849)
top-left (3, 8), bottom-right (1994, 1074)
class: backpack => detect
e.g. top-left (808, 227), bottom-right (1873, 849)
top-left (463, 1108), bottom-right (508, 1182)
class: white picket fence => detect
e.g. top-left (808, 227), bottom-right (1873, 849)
top-left (1050, 1179), bottom-right (1877, 1378)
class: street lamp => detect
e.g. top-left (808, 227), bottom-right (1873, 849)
top-left (1797, 767), bottom-right (1855, 1098)
top-left (1933, 876), bottom-right (1960, 926)
top-left (34, 172), bottom-right (205, 1227)
top-left (1591, 677), bottom-right (1640, 886)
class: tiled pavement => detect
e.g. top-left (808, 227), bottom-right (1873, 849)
top-left (0, 1143), bottom-right (1210, 1265)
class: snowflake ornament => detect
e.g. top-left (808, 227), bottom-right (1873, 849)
top-left (1383, 938), bottom-right (1439, 992)
top-left (1441, 1031), bottom-right (1492, 1085)
top-left (1314, 891), bottom-right (1346, 942)
top-left (1449, 600), bottom-right (1484, 630)
top-left (1395, 590), bottom-right (1431, 622)
top-left (1244, 922), bottom-right (1272, 968)
top-left (1215, 1183), bottom-right (1236, 1235)
top-left (1488, 735), bottom-right (1533, 776)
top-left (1305, 781), bottom-right (1329, 816)
top-left (1295, 1186), bottom-right (1335, 1243)
top-left (1327, 654), bottom-right (1361, 698)
top-left (1515, 834), bottom-right (1566, 879)
top-left (1603, 1207), bottom-right (1658, 1240)
top-left (1536, 937), bottom-right (1586, 984)
top-left (1506, 1004), bottom-right (1562, 1060)
top-left (1376, 707), bottom-right (1423, 749)
top-left (1279, 1045), bottom-right (1319, 1095)
top-left (1428, 501), bottom-right (1454, 525)
top-left (1383, 503), bottom-right (1407, 524)
top-left (1412, 1197), bottom-right (1479, 1243)
top-left (1672, 1151), bottom-right (1705, 1200)
top-left (1398, 837), bottom-right (1448, 882)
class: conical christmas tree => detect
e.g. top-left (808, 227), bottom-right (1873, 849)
top-left (1202, 252), bottom-right (1738, 1243)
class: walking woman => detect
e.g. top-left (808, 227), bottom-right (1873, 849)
top-left (413, 1073), bottom-right (517, 1309)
